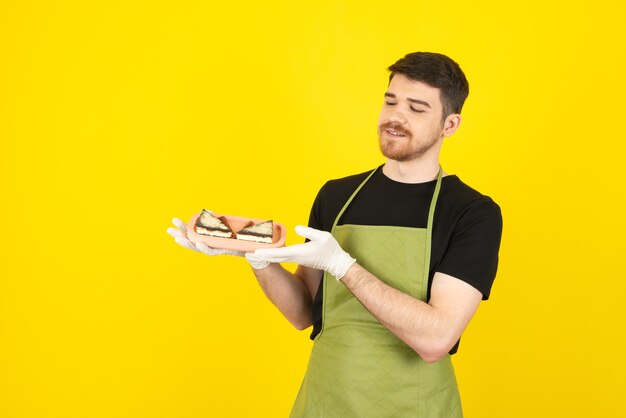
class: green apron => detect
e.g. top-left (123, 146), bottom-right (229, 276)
top-left (290, 167), bottom-right (462, 418)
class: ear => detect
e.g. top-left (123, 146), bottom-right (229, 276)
top-left (442, 114), bottom-right (462, 137)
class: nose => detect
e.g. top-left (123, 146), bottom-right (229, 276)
top-left (388, 106), bottom-right (408, 124)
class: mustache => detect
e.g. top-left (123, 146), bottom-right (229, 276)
top-left (379, 122), bottom-right (411, 136)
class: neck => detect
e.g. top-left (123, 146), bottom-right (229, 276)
top-left (382, 157), bottom-right (444, 183)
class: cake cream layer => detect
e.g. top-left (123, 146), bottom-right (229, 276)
top-left (196, 226), bottom-right (233, 238)
top-left (236, 234), bottom-right (273, 244)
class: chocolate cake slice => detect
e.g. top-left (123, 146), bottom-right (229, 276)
top-left (236, 220), bottom-right (274, 244)
top-left (195, 209), bottom-right (234, 238)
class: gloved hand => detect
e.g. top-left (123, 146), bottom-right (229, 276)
top-left (253, 226), bottom-right (356, 280)
top-left (167, 217), bottom-right (270, 269)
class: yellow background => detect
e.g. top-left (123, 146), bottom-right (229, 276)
top-left (2, 1), bottom-right (625, 417)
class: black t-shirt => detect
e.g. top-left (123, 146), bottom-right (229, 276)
top-left (307, 166), bottom-right (503, 354)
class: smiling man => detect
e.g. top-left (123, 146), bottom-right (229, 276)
top-left (168, 52), bottom-right (503, 417)
top-left (379, 76), bottom-right (450, 162)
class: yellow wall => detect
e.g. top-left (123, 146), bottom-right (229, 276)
top-left (2, 1), bottom-right (625, 417)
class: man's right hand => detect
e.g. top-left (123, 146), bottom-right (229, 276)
top-left (167, 217), bottom-right (269, 269)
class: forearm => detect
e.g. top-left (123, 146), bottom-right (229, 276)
top-left (251, 263), bottom-right (313, 330)
top-left (341, 264), bottom-right (453, 362)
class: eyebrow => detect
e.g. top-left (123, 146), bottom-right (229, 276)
top-left (384, 92), bottom-right (431, 108)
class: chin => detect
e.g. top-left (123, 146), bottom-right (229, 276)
top-left (379, 135), bottom-right (440, 162)
top-left (379, 144), bottom-right (413, 162)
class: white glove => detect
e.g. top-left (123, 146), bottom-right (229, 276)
top-left (253, 226), bottom-right (356, 280)
top-left (244, 252), bottom-right (271, 270)
top-left (167, 217), bottom-right (269, 269)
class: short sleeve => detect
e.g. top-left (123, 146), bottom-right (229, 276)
top-left (437, 198), bottom-right (503, 300)
top-left (307, 182), bottom-right (327, 231)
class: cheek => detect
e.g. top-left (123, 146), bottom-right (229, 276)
top-left (378, 106), bottom-right (392, 123)
top-left (377, 116), bottom-right (385, 132)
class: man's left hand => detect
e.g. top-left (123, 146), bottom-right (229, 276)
top-left (252, 226), bottom-right (356, 280)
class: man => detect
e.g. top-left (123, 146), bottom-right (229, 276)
top-left (168, 52), bottom-right (502, 417)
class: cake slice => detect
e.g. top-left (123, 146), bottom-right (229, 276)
top-left (195, 209), bottom-right (234, 238)
top-left (236, 220), bottom-right (274, 244)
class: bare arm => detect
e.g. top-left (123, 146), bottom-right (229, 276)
top-left (341, 265), bottom-right (482, 363)
top-left (251, 264), bottom-right (323, 330)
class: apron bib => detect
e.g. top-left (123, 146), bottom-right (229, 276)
top-left (290, 167), bottom-right (462, 418)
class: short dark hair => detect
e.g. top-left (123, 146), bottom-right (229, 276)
top-left (388, 52), bottom-right (469, 118)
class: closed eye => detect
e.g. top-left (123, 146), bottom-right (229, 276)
top-left (386, 102), bottom-right (425, 113)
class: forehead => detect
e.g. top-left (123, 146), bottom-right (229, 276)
top-left (387, 74), bottom-right (442, 108)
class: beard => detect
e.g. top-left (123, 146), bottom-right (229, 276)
top-left (378, 121), bottom-right (440, 162)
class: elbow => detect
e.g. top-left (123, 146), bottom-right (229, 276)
top-left (293, 322), bottom-right (311, 331)
top-left (419, 348), bottom-right (448, 364)
top-left (291, 317), bottom-right (313, 331)
top-left (411, 337), bottom-right (455, 364)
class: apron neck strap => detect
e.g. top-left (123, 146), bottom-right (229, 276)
top-left (331, 167), bottom-right (378, 232)
top-left (427, 167), bottom-right (444, 231)
top-left (423, 166), bottom-right (444, 282)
